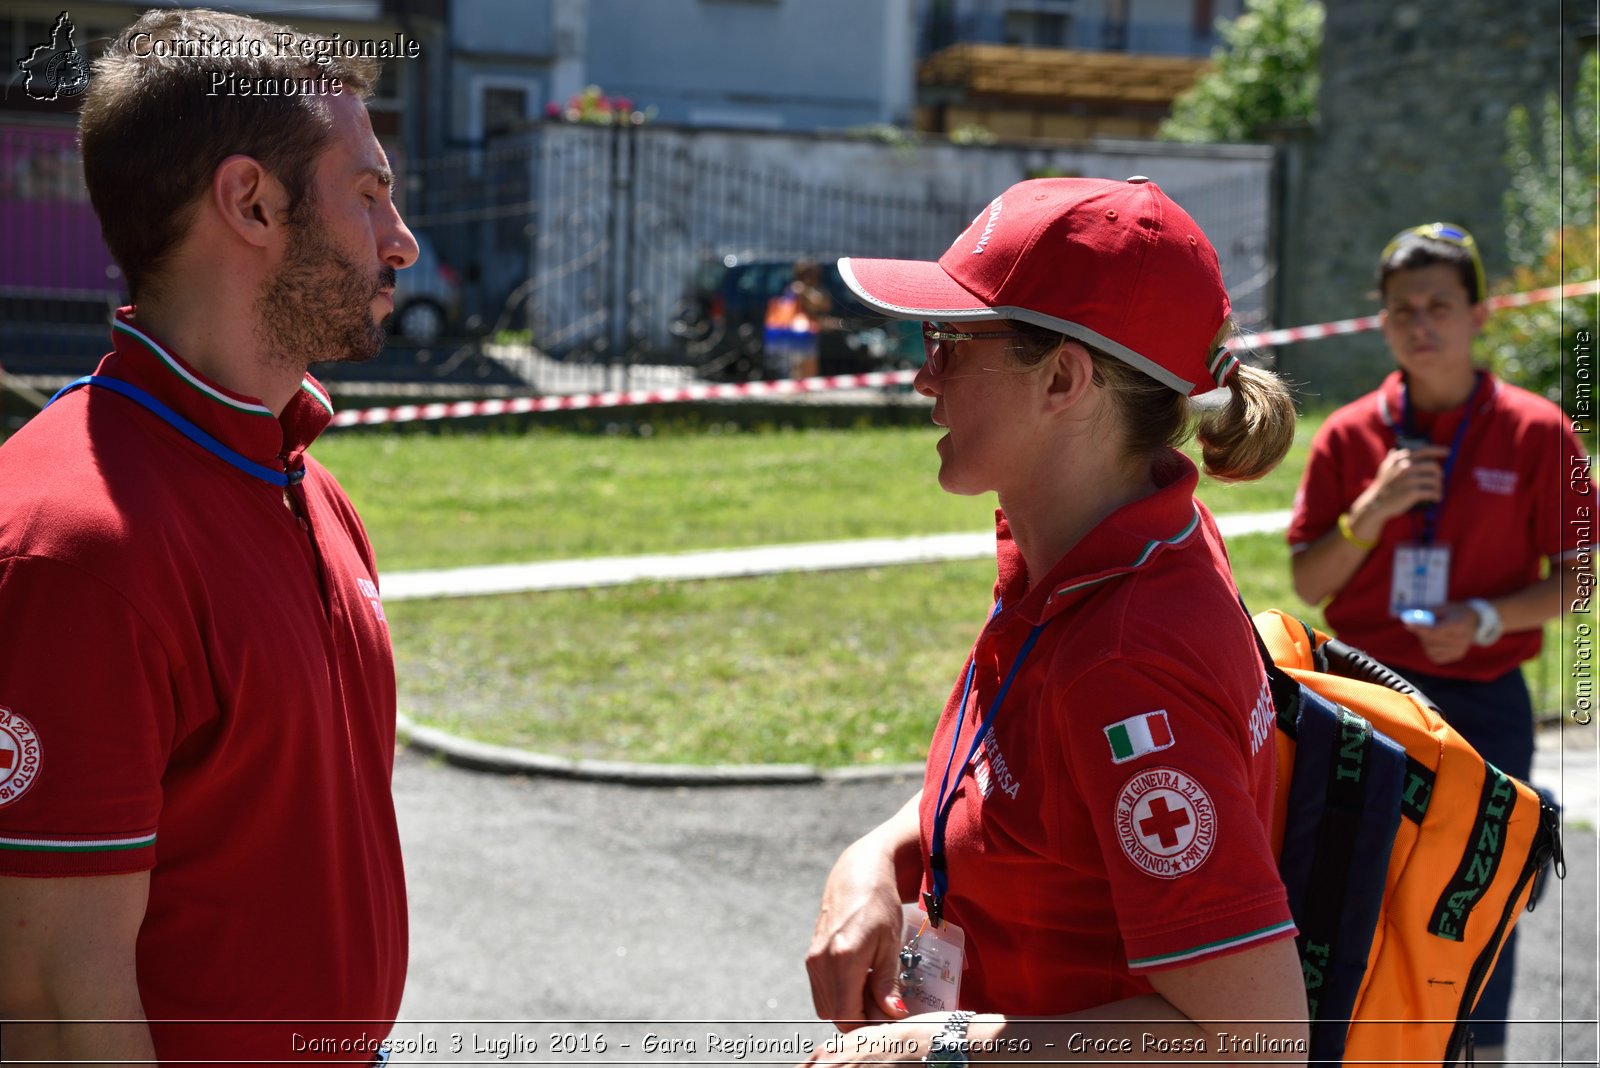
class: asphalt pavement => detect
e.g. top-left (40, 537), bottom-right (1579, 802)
top-left (390, 732), bottom-right (1599, 1067)
top-left (383, 527), bottom-right (1599, 1066)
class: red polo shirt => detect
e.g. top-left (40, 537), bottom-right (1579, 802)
top-left (919, 451), bottom-right (1293, 1015)
top-left (1287, 371), bottom-right (1588, 681)
top-left (0, 311), bottom-right (405, 1062)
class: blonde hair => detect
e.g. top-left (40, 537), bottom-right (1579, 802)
top-left (1195, 360), bottom-right (1298, 482)
top-left (1007, 320), bottom-right (1297, 482)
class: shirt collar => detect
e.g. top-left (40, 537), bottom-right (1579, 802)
top-left (1376, 369), bottom-right (1499, 438)
top-left (995, 449), bottom-right (1205, 625)
top-left (100, 308), bottom-right (336, 468)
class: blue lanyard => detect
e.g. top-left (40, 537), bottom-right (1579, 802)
top-left (1397, 373), bottom-right (1480, 546)
top-left (924, 599), bottom-right (1047, 927)
top-left (47, 375), bottom-right (305, 488)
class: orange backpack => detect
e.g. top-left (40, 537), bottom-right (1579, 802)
top-left (1252, 609), bottom-right (1563, 1067)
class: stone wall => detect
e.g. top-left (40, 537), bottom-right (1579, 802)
top-left (1277, 0), bottom-right (1588, 406)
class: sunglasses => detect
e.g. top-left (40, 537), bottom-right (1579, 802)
top-left (1381, 222), bottom-right (1486, 302)
top-left (922, 325), bottom-right (1032, 377)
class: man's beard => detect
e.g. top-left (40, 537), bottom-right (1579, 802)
top-left (256, 212), bottom-right (396, 371)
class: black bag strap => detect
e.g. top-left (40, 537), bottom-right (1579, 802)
top-left (1318, 636), bottom-right (1440, 711)
top-left (1238, 597), bottom-right (1302, 733)
top-left (1238, 596), bottom-right (1405, 1065)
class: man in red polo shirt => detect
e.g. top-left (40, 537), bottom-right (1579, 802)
top-left (0, 10), bottom-right (416, 1063)
top-left (1287, 222), bottom-right (1589, 1060)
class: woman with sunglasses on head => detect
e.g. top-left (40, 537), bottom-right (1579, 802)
top-left (1286, 223), bottom-right (1590, 1062)
top-left (802, 177), bottom-right (1306, 1067)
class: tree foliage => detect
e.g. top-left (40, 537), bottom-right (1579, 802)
top-left (1158, 0), bottom-right (1323, 143)
top-left (1479, 51), bottom-right (1599, 412)
top-left (1500, 51), bottom-right (1597, 269)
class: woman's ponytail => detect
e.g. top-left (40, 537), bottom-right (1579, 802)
top-left (1195, 356), bottom-right (1298, 483)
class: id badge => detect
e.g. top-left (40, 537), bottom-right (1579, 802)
top-left (898, 902), bottom-right (965, 1013)
top-left (1391, 543), bottom-right (1451, 616)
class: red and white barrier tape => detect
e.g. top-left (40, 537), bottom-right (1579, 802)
top-left (1228, 280), bottom-right (1600, 351)
top-left (330, 369), bottom-right (918, 427)
top-left (330, 280), bottom-right (1600, 428)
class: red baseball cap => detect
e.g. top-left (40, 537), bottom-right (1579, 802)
top-left (839, 176), bottom-right (1236, 397)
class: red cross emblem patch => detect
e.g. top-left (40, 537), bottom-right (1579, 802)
top-left (1114, 766), bottom-right (1216, 879)
top-left (0, 706), bottom-right (42, 807)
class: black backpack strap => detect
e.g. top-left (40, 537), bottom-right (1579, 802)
top-left (1238, 597), bottom-right (1406, 1064)
top-left (1238, 597), bottom-right (1303, 733)
top-left (1283, 689), bottom-right (1407, 1063)
top-left (1318, 637), bottom-right (1441, 711)
top-left (1318, 636), bottom-right (1445, 828)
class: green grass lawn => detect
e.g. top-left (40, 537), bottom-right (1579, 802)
top-left (386, 532), bottom-right (1320, 766)
top-left (314, 413), bottom-right (1571, 766)
top-left (318, 426), bottom-right (993, 571)
top-left (314, 413), bottom-right (1318, 571)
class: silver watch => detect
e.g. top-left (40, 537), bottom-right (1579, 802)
top-left (925, 1011), bottom-right (975, 1067)
top-left (1467, 598), bottom-right (1504, 645)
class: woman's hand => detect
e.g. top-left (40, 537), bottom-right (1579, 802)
top-left (805, 833), bottom-right (911, 1030)
top-left (806, 794), bottom-right (925, 1031)
top-left (800, 936), bottom-right (1309, 1065)
top-left (1405, 601), bottom-right (1478, 664)
top-left (1348, 443), bottom-right (1450, 534)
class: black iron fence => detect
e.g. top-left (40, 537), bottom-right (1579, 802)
top-left (1, 119), bottom-right (1275, 401)
top-left (402, 122), bottom-right (977, 393)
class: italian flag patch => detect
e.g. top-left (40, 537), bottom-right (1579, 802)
top-left (1104, 710), bottom-right (1175, 764)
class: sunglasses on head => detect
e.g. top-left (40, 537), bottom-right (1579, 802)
top-left (921, 324), bottom-right (1031, 377)
top-left (1381, 222), bottom-right (1486, 302)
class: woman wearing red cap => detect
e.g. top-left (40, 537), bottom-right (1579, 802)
top-left (803, 177), bottom-right (1307, 1065)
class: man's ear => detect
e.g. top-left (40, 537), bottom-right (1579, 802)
top-left (211, 155), bottom-right (284, 249)
top-left (1042, 338), bottom-right (1098, 414)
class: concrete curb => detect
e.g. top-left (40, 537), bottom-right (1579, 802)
top-left (396, 713), bottom-right (925, 787)
top-left (381, 511), bottom-right (1295, 602)
top-left (397, 712), bottom-right (1600, 816)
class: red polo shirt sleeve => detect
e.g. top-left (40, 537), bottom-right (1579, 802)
top-left (0, 555), bottom-right (170, 875)
top-left (1058, 657), bottom-right (1293, 972)
top-left (1287, 416), bottom-right (1358, 552)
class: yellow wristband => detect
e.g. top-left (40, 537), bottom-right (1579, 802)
top-left (1337, 512), bottom-right (1378, 551)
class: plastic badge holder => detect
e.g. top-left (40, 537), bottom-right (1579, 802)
top-left (899, 902), bottom-right (965, 1013)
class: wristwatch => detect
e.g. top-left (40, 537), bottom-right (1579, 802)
top-left (925, 1011), bottom-right (975, 1067)
top-left (1467, 598), bottom-right (1504, 645)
